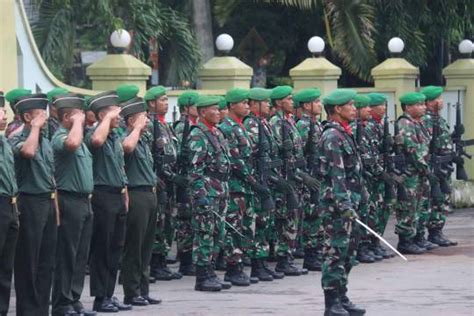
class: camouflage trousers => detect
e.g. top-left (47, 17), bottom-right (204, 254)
top-left (152, 190), bottom-right (171, 256)
top-left (175, 188), bottom-right (193, 254)
top-left (373, 181), bottom-right (394, 236)
top-left (301, 191), bottom-right (324, 251)
top-left (224, 193), bottom-right (256, 264)
top-left (420, 177), bottom-right (451, 233)
top-left (395, 175), bottom-right (423, 239)
top-left (360, 178), bottom-right (383, 244)
top-left (192, 196), bottom-right (228, 267)
top-left (416, 178), bottom-right (432, 235)
top-left (253, 196), bottom-right (272, 259)
top-left (273, 190), bottom-right (300, 257)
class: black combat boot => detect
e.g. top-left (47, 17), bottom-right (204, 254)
top-left (251, 259), bottom-right (274, 281)
top-left (366, 248), bottom-right (383, 261)
top-left (178, 251), bottom-right (196, 276)
top-left (242, 254), bottom-right (251, 267)
top-left (262, 259), bottom-right (285, 279)
top-left (215, 251), bottom-right (227, 271)
top-left (324, 290), bottom-right (349, 316)
top-left (428, 229), bottom-right (456, 247)
top-left (292, 246), bottom-right (305, 259)
top-left (194, 265), bottom-right (222, 292)
top-left (397, 236), bottom-right (425, 255)
top-left (224, 263), bottom-right (251, 286)
top-left (370, 239), bottom-right (393, 259)
top-left (340, 288), bottom-right (366, 315)
top-left (208, 265), bottom-right (232, 289)
top-left (303, 248), bottom-right (322, 271)
top-left (275, 255), bottom-right (302, 276)
top-left (414, 231), bottom-right (438, 250)
top-left (151, 254), bottom-right (183, 280)
top-left (356, 245), bottom-right (375, 264)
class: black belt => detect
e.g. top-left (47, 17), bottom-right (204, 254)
top-left (128, 186), bottom-right (157, 193)
top-left (57, 190), bottom-right (93, 199)
top-left (0, 195), bottom-right (17, 205)
top-left (346, 182), bottom-right (363, 192)
top-left (205, 170), bottom-right (230, 181)
top-left (94, 186), bottom-right (126, 194)
top-left (159, 154), bottom-right (176, 164)
top-left (267, 159), bottom-right (283, 169)
top-left (19, 192), bottom-right (56, 199)
top-left (294, 159), bottom-right (306, 168)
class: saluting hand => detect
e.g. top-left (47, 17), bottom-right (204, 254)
top-left (70, 111), bottom-right (85, 125)
top-left (133, 113), bottom-right (147, 130)
top-left (105, 107), bottom-right (122, 120)
top-left (31, 111), bottom-right (47, 129)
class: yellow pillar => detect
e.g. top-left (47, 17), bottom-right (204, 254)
top-left (197, 56), bottom-right (253, 90)
top-left (289, 57), bottom-right (341, 96)
top-left (86, 54), bottom-right (151, 95)
top-left (371, 58), bottom-right (419, 117)
top-left (0, 0), bottom-right (18, 99)
top-left (443, 57), bottom-right (474, 179)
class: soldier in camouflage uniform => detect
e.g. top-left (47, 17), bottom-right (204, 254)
top-left (244, 88), bottom-right (285, 281)
top-left (395, 92), bottom-right (434, 255)
top-left (293, 88), bottom-right (325, 271)
top-left (173, 91), bottom-right (200, 276)
top-left (188, 95), bottom-right (232, 291)
top-left (219, 88), bottom-right (271, 286)
top-left (269, 86), bottom-right (318, 276)
top-left (316, 89), bottom-right (366, 316)
top-left (420, 86), bottom-right (457, 247)
top-left (218, 97), bottom-right (228, 123)
top-left (144, 86), bottom-right (183, 281)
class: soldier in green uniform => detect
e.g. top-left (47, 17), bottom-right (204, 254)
top-left (218, 96), bottom-right (228, 122)
top-left (85, 91), bottom-right (131, 312)
top-left (244, 88), bottom-right (285, 281)
top-left (50, 93), bottom-right (96, 316)
top-left (293, 88), bottom-right (325, 271)
top-left (5, 89), bottom-right (30, 139)
top-left (316, 89), bottom-right (366, 316)
top-left (145, 86), bottom-right (183, 281)
top-left (46, 87), bottom-right (69, 140)
top-left (420, 86), bottom-right (457, 247)
top-left (0, 92), bottom-right (19, 316)
top-left (174, 91), bottom-right (200, 276)
top-left (395, 92), bottom-right (433, 255)
top-left (188, 95), bottom-right (232, 291)
top-left (10, 93), bottom-right (57, 316)
top-left (219, 88), bottom-right (270, 286)
top-left (269, 86), bottom-right (316, 276)
top-left (120, 96), bottom-right (162, 306)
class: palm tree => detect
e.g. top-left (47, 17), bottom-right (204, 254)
top-left (31, 0), bottom-right (201, 86)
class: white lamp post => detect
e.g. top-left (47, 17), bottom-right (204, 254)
top-left (458, 39), bottom-right (473, 58)
top-left (215, 34), bottom-right (234, 55)
top-left (307, 36), bottom-right (325, 57)
top-left (388, 37), bottom-right (404, 57)
top-left (110, 29), bottom-right (131, 53)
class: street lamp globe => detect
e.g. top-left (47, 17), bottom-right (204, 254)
top-left (307, 36), bottom-right (325, 57)
top-left (110, 29), bottom-right (131, 49)
top-left (216, 34), bottom-right (234, 54)
top-left (458, 39), bottom-right (473, 56)
top-left (388, 37), bottom-right (404, 54)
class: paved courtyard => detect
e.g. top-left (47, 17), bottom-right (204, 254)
top-left (7, 208), bottom-right (474, 316)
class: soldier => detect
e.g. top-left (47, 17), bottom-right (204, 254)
top-left (50, 94), bottom-right (96, 316)
top-left (316, 89), bottom-right (366, 316)
top-left (85, 91), bottom-right (131, 312)
top-left (0, 92), bottom-right (19, 316)
top-left (420, 86), bottom-right (457, 247)
top-left (188, 95), bottom-right (232, 291)
top-left (293, 88), bottom-right (325, 271)
top-left (9, 93), bottom-right (57, 316)
top-left (46, 87), bottom-right (69, 140)
top-left (218, 97), bottom-right (228, 122)
top-left (269, 85), bottom-right (316, 276)
top-left (395, 92), bottom-right (432, 255)
top-left (4, 88), bottom-right (30, 139)
top-left (219, 88), bottom-right (270, 286)
top-left (174, 91), bottom-right (200, 276)
top-left (243, 88), bottom-right (285, 281)
top-left (120, 95), bottom-right (162, 306)
top-left (144, 86), bottom-right (183, 281)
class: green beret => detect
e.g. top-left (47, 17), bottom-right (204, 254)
top-left (120, 97), bottom-right (146, 118)
top-left (0, 91), bottom-right (4, 108)
top-left (270, 85), bottom-right (293, 100)
top-left (89, 90), bottom-right (119, 113)
top-left (5, 88), bottom-right (32, 106)
top-left (323, 89), bottom-right (357, 106)
top-left (47, 87), bottom-right (69, 103)
top-left (294, 88), bottom-right (321, 104)
top-left (144, 86), bottom-right (166, 101)
top-left (292, 94), bottom-right (301, 109)
top-left (178, 91), bottom-right (200, 111)
top-left (84, 96), bottom-right (92, 111)
top-left (52, 93), bottom-right (85, 110)
top-left (16, 93), bottom-right (48, 114)
top-left (367, 93), bottom-right (387, 106)
top-left (354, 94), bottom-right (371, 109)
top-left (248, 88), bottom-right (272, 101)
top-left (196, 95), bottom-right (221, 109)
top-left (116, 84), bottom-right (139, 103)
top-left (226, 88), bottom-right (249, 103)
top-left (420, 86), bottom-right (443, 101)
top-left (218, 96), bottom-right (227, 110)
top-left (399, 92), bottom-right (426, 105)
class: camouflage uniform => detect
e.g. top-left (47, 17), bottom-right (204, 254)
top-left (395, 113), bottom-right (430, 240)
top-left (218, 116), bottom-right (257, 264)
top-left (188, 121), bottom-right (230, 266)
top-left (316, 120), bottom-right (365, 291)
